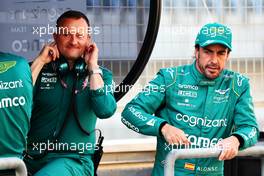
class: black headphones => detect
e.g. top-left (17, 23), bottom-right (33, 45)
top-left (53, 56), bottom-right (87, 77)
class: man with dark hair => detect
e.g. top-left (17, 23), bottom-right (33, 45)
top-left (121, 22), bottom-right (259, 175)
top-left (56, 10), bottom-right (90, 27)
top-left (25, 10), bottom-right (116, 176)
top-left (0, 52), bottom-right (32, 158)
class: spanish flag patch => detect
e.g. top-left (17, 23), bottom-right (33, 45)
top-left (184, 162), bottom-right (195, 171)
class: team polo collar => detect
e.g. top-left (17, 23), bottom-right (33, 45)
top-left (190, 61), bottom-right (223, 86)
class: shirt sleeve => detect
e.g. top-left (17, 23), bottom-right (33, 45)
top-left (232, 77), bottom-right (259, 149)
top-left (89, 67), bottom-right (117, 119)
top-left (121, 69), bottom-right (167, 137)
top-left (19, 57), bottom-right (33, 119)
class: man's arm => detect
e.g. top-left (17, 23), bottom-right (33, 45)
top-left (121, 69), bottom-right (189, 145)
top-left (231, 78), bottom-right (259, 148)
top-left (217, 77), bottom-right (259, 160)
top-left (85, 42), bottom-right (116, 118)
top-left (84, 42), bottom-right (104, 90)
top-left (31, 57), bottom-right (46, 85)
top-left (31, 42), bottom-right (59, 85)
top-left (89, 68), bottom-right (117, 119)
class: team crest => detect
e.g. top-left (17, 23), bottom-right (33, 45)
top-left (0, 61), bottom-right (16, 74)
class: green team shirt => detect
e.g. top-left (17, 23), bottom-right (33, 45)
top-left (0, 52), bottom-right (32, 158)
top-left (121, 61), bottom-right (259, 176)
top-left (27, 63), bottom-right (116, 157)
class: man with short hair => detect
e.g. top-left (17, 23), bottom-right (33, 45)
top-left (25, 10), bottom-right (116, 176)
top-left (121, 22), bottom-right (259, 175)
top-left (0, 52), bottom-right (32, 158)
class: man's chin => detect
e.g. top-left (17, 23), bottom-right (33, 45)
top-left (205, 72), bottom-right (220, 79)
top-left (63, 54), bottom-right (82, 60)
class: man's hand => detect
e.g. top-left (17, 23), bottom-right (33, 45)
top-left (84, 42), bottom-right (99, 70)
top-left (84, 42), bottom-right (103, 90)
top-left (217, 136), bottom-right (240, 161)
top-left (36, 42), bottom-right (60, 64)
top-left (161, 124), bottom-right (190, 145)
top-left (31, 42), bottom-right (59, 85)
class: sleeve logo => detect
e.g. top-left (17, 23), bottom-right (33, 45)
top-left (0, 61), bottom-right (16, 74)
top-left (237, 74), bottom-right (245, 87)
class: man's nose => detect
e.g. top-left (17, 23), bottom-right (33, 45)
top-left (211, 52), bottom-right (218, 64)
top-left (70, 35), bottom-right (78, 45)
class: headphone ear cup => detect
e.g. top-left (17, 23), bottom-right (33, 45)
top-left (74, 59), bottom-right (86, 76)
top-left (55, 57), bottom-right (69, 77)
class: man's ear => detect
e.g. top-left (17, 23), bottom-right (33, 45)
top-left (87, 35), bottom-right (92, 44)
top-left (226, 49), bottom-right (231, 61)
top-left (53, 33), bottom-right (58, 43)
top-left (195, 47), bottom-right (199, 60)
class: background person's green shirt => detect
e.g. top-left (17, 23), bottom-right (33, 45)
top-left (0, 52), bottom-right (32, 158)
top-left (27, 63), bottom-right (116, 156)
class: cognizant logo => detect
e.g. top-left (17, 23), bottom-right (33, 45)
top-left (128, 106), bottom-right (147, 121)
top-left (176, 113), bottom-right (227, 127)
top-left (0, 96), bottom-right (26, 109)
top-left (0, 80), bottom-right (23, 90)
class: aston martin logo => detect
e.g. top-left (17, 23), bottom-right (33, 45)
top-left (215, 88), bottom-right (230, 95)
top-left (0, 61), bottom-right (16, 74)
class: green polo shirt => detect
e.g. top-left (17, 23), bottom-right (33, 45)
top-left (27, 62), bottom-right (116, 157)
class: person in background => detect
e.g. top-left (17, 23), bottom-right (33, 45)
top-left (25, 10), bottom-right (116, 176)
top-left (0, 52), bottom-right (32, 158)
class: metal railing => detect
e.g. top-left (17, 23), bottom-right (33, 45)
top-left (0, 157), bottom-right (27, 176)
top-left (165, 142), bottom-right (264, 176)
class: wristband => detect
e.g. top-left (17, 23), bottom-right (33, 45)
top-left (232, 134), bottom-right (244, 148)
top-left (159, 121), bottom-right (168, 137)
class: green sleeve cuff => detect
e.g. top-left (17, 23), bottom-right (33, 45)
top-left (89, 87), bottom-right (105, 97)
top-left (232, 134), bottom-right (245, 149)
top-left (159, 121), bottom-right (168, 137)
top-left (154, 119), bottom-right (167, 137)
top-left (231, 130), bottom-right (258, 150)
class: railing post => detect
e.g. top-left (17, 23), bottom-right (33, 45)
top-left (165, 148), bottom-right (221, 176)
top-left (0, 157), bottom-right (27, 176)
top-left (262, 159), bottom-right (264, 176)
top-left (164, 142), bottom-right (264, 176)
